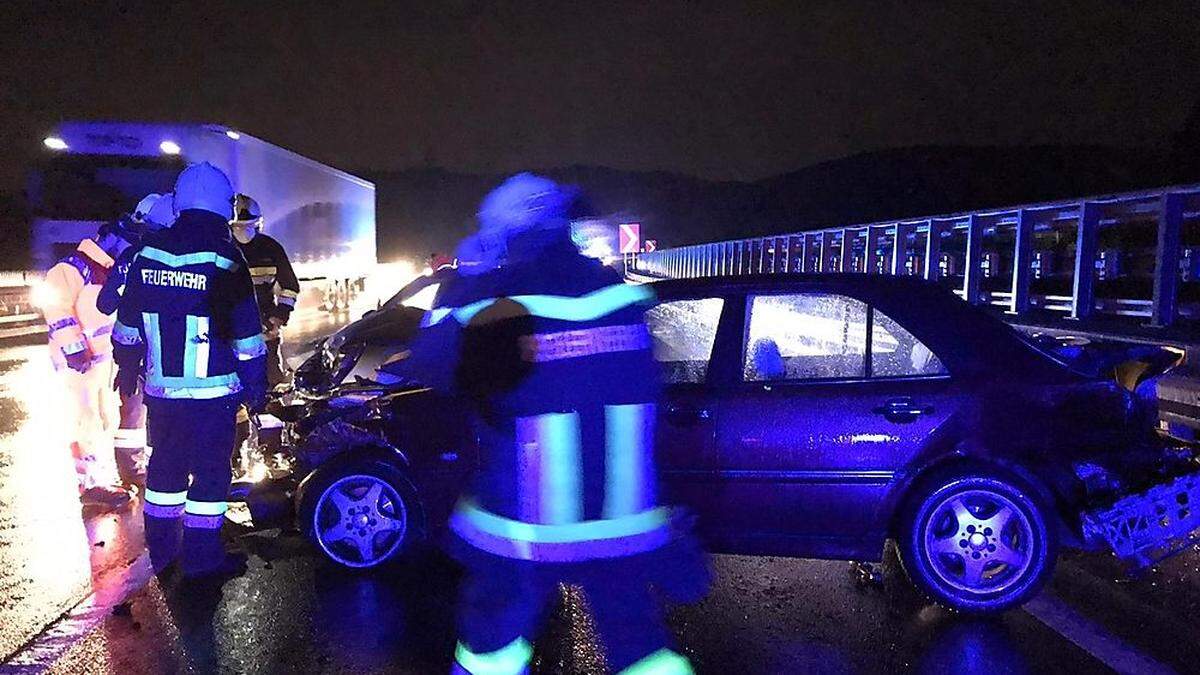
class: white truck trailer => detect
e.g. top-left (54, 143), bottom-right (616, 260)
top-left (28, 121), bottom-right (376, 308)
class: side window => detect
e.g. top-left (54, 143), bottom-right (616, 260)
top-left (743, 293), bottom-right (867, 381)
top-left (645, 298), bottom-right (724, 384)
top-left (871, 310), bottom-right (948, 377)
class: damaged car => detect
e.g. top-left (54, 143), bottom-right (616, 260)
top-left (250, 273), bottom-right (1197, 614)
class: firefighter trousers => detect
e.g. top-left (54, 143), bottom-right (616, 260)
top-left (61, 359), bottom-right (118, 491)
top-left (452, 551), bottom-right (695, 674)
top-left (142, 396), bottom-right (238, 574)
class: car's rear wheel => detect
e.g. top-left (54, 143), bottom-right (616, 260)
top-left (899, 470), bottom-right (1056, 614)
top-left (299, 458), bottom-right (419, 569)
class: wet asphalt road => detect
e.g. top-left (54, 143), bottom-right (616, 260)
top-left (2, 306), bottom-right (1200, 673)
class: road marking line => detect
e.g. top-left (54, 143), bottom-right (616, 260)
top-left (1024, 592), bottom-right (1176, 675)
top-left (0, 552), bottom-right (153, 674)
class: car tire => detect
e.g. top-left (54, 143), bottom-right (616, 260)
top-left (297, 455), bottom-right (421, 569)
top-left (899, 469), bottom-right (1057, 614)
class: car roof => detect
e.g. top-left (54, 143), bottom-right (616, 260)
top-left (645, 274), bottom-right (1078, 381)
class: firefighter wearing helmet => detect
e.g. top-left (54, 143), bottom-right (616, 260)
top-left (93, 193), bottom-right (177, 490)
top-left (41, 202), bottom-right (153, 510)
top-left (406, 174), bottom-right (709, 675)
top-left (112, 162), bottom-right (268, 579)
top-left (230, 193), bottom-right (299, 389)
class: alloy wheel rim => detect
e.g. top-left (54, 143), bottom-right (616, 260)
top-left (314, 474), bottom-right (407, 568)
top-left (922, 487), bottom-right (1035, 595)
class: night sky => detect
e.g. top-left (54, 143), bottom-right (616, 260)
top-left (3, 1), bottom-right (1199, 190)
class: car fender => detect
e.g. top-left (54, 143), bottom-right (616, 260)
top-left (294, 445), bottom-right (423, 536)
top-left (880, 446), bottom-right (1076, 546)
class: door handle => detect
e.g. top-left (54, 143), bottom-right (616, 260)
top-left (872, 397), bottom-right (933, 423)
top-left (666, 404), bottom-right (711, 425)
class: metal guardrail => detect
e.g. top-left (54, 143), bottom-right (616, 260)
top-left (628, 183), bottom-right (1200, 328)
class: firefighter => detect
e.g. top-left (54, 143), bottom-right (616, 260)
top-left (98, 192), bottom-right (176, 486)
top-left (112, 162), bottom-right (267, 578)
top-left (42, 213), bottom-right (147, 510)
top-left (229, 193), bottom-right (299, 389)
top-left (408, 174), bottom-right (708, 675)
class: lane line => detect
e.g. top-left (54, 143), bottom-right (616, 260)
top-left (1024, 592), bottom-right (1176, 675)
top-left (0, 552), bottom-right (153, 674)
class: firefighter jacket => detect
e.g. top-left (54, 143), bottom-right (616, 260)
top-left (43, 239), bottom-right (118, 370)
top-left (112, 210), bottom-right (267, 401)
top-left (409, 231), bottom-right (669, 563)
top-left (237, 233), bottom-right (299, 335)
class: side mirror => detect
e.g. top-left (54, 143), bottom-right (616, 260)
top-left (361, 309), bottom-right (376, 319)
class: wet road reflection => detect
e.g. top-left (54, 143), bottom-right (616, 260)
top-left (0, 299), bottom-right (360, 663)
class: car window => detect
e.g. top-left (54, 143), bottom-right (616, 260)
top-left (743, 293), bottom-right (868, 381)
top-left (646, 298), bottom-right (725, 384)
top-left (871, 309), bottom-right (948, 377)
top-left (401, 283), bottom-right (439, 311)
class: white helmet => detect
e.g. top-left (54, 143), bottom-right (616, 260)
top-left (173, 162), bottom-right (234, 219)
top-left (132, 193), bottom-right (162, 222)
top-left (146, 193), bottom-right (175, 229)
top-left (230, 193), bottom-right (263, 243)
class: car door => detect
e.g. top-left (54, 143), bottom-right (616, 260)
top-left (643, 295), bottom-right (727, 520)
top-left (712, 291), bottom-right (960, 557)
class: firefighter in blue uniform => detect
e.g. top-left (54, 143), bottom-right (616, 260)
top-left (408, 174), bottom-right (708, 675)
top-left (112, 162), bottom-right (268, 578)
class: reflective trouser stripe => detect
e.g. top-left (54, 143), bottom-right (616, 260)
top-left (145, 488), bottom-right (187, 505)
top-left (603, 403), bottom-right (656, 518)
top-left (144, 488), bottom-right (187, 519)
top-left (618, 649), bottom-right (695, 675)
top-left (113, 427), bottom-right (146, 449)
top-left (145, 502), bottom-right (184, 518)
top-left (183, 513), bottom-right (225, 529)
top-left (516, 412), bottom-right (581, 525)
top-left (455, 638), bottom-right (533, 675)
top-left (185, 499), bottom-right (227, 516)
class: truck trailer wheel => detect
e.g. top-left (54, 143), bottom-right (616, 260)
top-left (298, 457), bottom-right (420, 569)
top-left (899, 470), bottom-right (1056, 614)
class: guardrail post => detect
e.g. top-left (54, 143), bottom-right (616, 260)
top-left (1071, 202), bottom-right (1100, 320)
top-left (1150, 192), bottom-right (1183, 327)
top-left (866, 227), bottom-right (884, 274)
top-left (1010, 209), bottom-right (1034, 314)
top-left (923, 220), bottom-right (942, 282)
top-left (840, 229), bottom-right (854, 272)
top-left (798, 235), bottom-right (808, 273)
top-left (892, 223), bottom-right (914, 275)
top-left (820, 232), bottom-right (835, 272)
top-left (963, 214), bottom-right (984, 304)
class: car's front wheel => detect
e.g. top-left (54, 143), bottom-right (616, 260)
top-left (299, 459), bottom-right (418, 569)
top-left (900, 470), bottom-right (1056, 614)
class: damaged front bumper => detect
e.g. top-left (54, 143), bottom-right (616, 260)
top-left (1081, 471), bottom-right (1200, 569)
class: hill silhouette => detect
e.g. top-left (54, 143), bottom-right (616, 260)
top-left (368, 144), bottom-right (1169, 263)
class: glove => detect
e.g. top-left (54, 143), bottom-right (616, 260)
top-left (64, 349), bottom-right (93, 373)
top-left (113, 365), bottom-right (141, 398)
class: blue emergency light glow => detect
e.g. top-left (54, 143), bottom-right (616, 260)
top-left (43, 137), bottom-right (68, 151)
top-left (159, 140), bottom-right (182, 155)
top-left (225, 130), bottom-right (241, 140)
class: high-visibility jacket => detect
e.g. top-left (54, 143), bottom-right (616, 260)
top-left (237, 233), bottom-right (299, 337)
top-left (409, 232), bottom-right (668, 563)
top-left (112, 210), bottom-right (267, 400)
top-left (43, 239), bottom-right (118, 370)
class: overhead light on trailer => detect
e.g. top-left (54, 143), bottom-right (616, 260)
top-left (43, 137), bottom-right (68, 151)
top-left (225, 130), bottom-right (241, 140)
top-left (159, 140), bottom-right (181, 155)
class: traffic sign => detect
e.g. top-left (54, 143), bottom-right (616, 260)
top-left (643, 239), bottom-right (657, 253)
top-left (618, 223), bottom-right (641, 254)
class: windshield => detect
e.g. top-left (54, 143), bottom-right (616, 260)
top-left (30, 154), bottom-right (183, 221)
